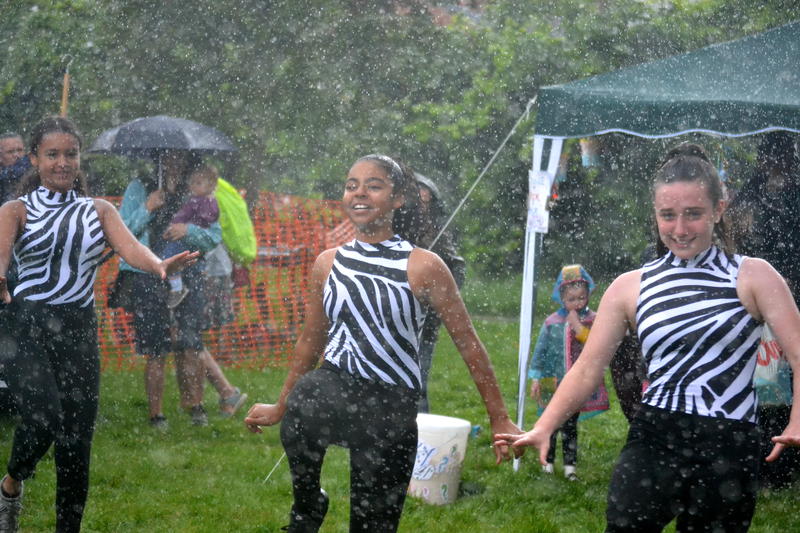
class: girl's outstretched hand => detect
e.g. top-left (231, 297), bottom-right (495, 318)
top-left (160, 250), bottom-right (200, 278)
top-left (494, 427), bottom-right (552, 465)
top-left (766, 421), bottom-right (800, 462)
top-left (244, 403), bottom-right (284, 434)
top-left (490, 419), bottom-right (523, 464)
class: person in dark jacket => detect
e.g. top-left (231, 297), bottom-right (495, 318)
top-left (414, 172), bottom-right (466, 413)
top-left (0, 133), bottom-right (31, 203)
top-left (726, 131), bottom-right (800, 489)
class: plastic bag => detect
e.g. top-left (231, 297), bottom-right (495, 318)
top-left (203, 243), bottom-right (233, 277)
top-left (215, 178), bottom-right (256, 266)
top-left (754, 324), bottom-right (793, 406)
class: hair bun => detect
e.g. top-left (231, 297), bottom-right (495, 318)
top-left (660, 142), bottom-right (711, 167)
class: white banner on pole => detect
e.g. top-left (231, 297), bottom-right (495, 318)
top-left (526, 169), bottom-right (552, 233)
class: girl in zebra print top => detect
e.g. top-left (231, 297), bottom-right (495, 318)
top-left (246, 154), bottom-right (520, 532)
top-left (0, 117), bottom-right (197, 532)
top-left (498, 143), bottom-right (800, 532)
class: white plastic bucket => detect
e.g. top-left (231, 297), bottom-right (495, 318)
top-left (408, 413), bottom-right (471, 505)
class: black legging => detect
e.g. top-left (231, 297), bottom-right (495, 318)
top-left (3, 301), bottom-right (100, 533)
top-left (547, 412), bottom-right (579, 466)
top-left (280, 363), bottom-right (418, 533)
top-left (606, 405), bottom-right (760, 533)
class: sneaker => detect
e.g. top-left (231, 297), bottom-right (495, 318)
top-left (0, 477), bottom-right (23, 533)
top-left (167, 287), bottom-right (189, 309)
top-left (219, 388), bottom-right (249, 418)
top-left (149, 414), bottom-right (168, 431)
top-left (564, 465), bottom-right (578, 481)
top-left (542, 463), bottom-right (554, 474)
top-left (190, 405), bottom-right (208, 426)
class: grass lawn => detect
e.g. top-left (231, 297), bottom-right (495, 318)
top-left (1, 286), bottom-right (798, 531)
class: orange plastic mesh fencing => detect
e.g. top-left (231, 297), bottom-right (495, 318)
top-left (96, 191), bottom-right (356, 372)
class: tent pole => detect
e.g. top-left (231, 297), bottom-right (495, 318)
top-left (514, 135), bottom-right (563, 472)
top-left (513, 227), bottom-right (540, 471)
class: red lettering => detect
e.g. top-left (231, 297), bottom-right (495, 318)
top-left (757, 340), bottom-right (783, 366)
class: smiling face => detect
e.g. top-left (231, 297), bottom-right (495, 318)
top-left (343, 160), bottom-right (404, 241)
top-left (654, 180), bottom-right (724, 260)
top-left (30, 133), bottom-right (80, 194)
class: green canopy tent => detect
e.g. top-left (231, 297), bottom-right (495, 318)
top-left (536, 21), bottom-right (800, 139)
top-left (515, 21), bottom-right (800, 465)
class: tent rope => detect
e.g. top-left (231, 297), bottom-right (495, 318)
top-left (428, 95), bottom-right (538, 249)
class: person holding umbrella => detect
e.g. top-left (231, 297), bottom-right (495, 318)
top-left (118, 149), bottom-right (240, 427)
top-left (92, 115), bottom-right (245, 427)
top-left (0, 116), bottom-right (197, 532)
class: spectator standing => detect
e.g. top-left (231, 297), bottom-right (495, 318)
top-left (118, 150), bottom-right (242, 428)
top-left (726, 131), bottom-right (800, 489)
top-left (528, 265), bottom-right (608, 481)
top-left (0, 133), bottom-right (30, 203)
top-left (414, 172), bottom-right (466, 413)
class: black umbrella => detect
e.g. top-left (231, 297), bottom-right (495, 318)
top-left (88, 115), bottom-right (237, 155)
top-left (87, 115), bottom-right (238, 186)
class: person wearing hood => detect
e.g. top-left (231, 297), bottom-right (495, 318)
top-left (414, 172), bottom-right (466, 413)
top-left (527, 264), bottom-right (609, 481)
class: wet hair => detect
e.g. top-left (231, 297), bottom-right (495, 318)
top-left (17, 116), bottom-right (89, 196)
top-left (653, 142), bottom-right (731, 256)
top-left (357, 154), bottom-right (404, 185)
top-left (355, 154), bottom-right (429, 245)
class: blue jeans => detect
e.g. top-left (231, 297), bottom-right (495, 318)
top-left (161, 239), bottom-right (188, 260)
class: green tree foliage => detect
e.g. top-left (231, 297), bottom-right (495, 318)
top-left (1, 0), bottom-right (796, 278)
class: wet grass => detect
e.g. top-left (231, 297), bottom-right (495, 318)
top-left (0, 316), bottom-right (797, 531)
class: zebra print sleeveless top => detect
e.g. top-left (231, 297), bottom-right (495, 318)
top-left (637, 246), bottom-right (762, 423)
top-left (13, 186), bottom-right (106, 307)
top-left (323, 236), bottom-right (425, 389)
